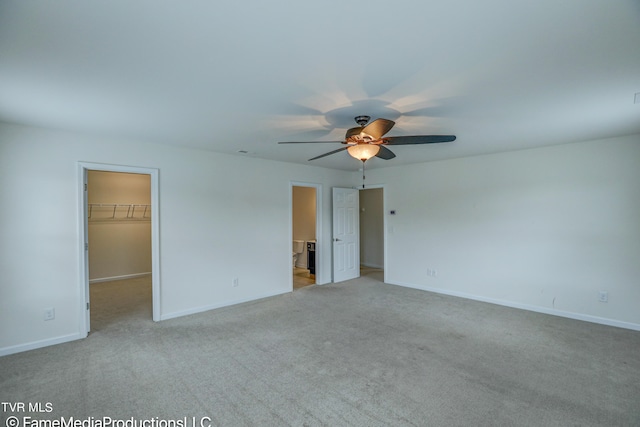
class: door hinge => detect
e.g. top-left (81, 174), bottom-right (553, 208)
top-left (85, 243), bottom-right (89, 251)
top-left (84, 183), bottom-right (87, 191)
top-left (86, 302), bottom-right (90, 310)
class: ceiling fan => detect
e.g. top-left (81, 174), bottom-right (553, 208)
top-left (278, 115), bottom-right (456, 163)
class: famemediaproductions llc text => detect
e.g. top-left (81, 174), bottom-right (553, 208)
top-left (5, 416), bottom-right (212, 427)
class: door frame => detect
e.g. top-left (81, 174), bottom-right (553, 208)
top-left (78, 162), bottom-right (161, 335)
top-left (290, 181), bottom-right (323, 288)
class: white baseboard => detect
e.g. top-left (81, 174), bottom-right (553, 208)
top-left (388, 280), bottom-right (640, 332)
top-left (361, 262), bottom-right (383, 269)
top-left (160, 289), bottom-right (290, 321)
top-left (90, 272), bottom-right (151, 284)
top-left (0, 332), bottom-right (85, 357)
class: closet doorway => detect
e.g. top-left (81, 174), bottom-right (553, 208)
top-left (359, 187), bottom-right (385, 282)
top-left (79, 163), bottom-right (160, 335)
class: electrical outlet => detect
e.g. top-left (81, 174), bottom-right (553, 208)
top-left (232, 278), bottom-right (239, 287)
top-left (598, 291), bottom-right (608, 303)
top-left (44, 308), bottom-right (55, 321)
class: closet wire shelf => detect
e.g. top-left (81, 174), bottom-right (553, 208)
top-left (88, 203), bottom-right (151, 222)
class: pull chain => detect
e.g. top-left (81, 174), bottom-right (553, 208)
top-left (361, 159), bottom-right (366, 188)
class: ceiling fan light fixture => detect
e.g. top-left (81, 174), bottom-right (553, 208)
top-left (347, 144), bottom-right (380, 161)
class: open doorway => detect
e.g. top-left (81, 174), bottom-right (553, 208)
top-left (79, 162), bottom-right (160, 335)
top-left (87, 171), bottom-right (151, 330)
top-left (359, 187), bottom-right (384, 282)
top-left (291, 183), bottom-right (320, 289)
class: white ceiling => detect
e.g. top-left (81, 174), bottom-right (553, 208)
top-left (1, 1), bottom-right (639, 171)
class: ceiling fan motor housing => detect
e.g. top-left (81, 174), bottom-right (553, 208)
top-left (354, 115), bottom-right (370, 126)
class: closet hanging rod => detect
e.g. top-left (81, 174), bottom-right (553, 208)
top-left (88, 203), bottom-right (150, 207)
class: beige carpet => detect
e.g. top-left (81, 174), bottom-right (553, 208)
top-left (1, 271), bottom-right (639, 426)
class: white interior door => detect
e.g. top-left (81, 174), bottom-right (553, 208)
top-left (333, 187), bottom-right (359, 282)
top-left (82, 168), bottom-right (91, 333)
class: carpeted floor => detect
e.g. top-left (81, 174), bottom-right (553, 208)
top-left (1, 271), bottom-right (639, 426)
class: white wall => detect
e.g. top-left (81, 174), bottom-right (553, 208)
top-left (88, 171), bottom-right (151, 281)
top-left (0, 122), bottom-right (352, 355)
top-left (369, 134), bottom-right (640, 329)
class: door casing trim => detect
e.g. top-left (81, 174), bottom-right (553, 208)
top-left (78, 162), bottom-right (161, 335)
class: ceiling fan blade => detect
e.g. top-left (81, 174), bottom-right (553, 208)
top-left (308, 146), bottom-right (349, 161)
top-left (384, 135), bottom-right (456, 145)
top-left (375, 145), bottom-right (396, 160)
top-left (362, 119), bottom-right (395, 139)
top-left (345, 126), bottom-right (363, 139)
top-left (278, 140), bottom-right (343, 144)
